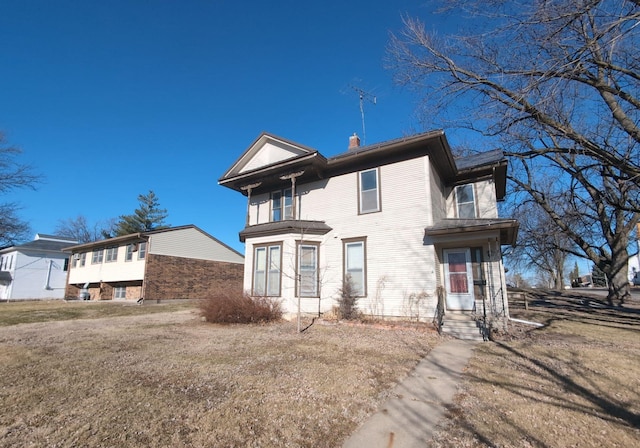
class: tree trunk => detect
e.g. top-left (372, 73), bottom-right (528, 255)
top-left (607, 268), bottom-right (630, 306)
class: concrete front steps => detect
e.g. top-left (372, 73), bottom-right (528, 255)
top-left (441, 312), bottom-right (486, 341)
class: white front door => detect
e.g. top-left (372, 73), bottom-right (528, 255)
top-left (443, 248), bottom-right (475, 311)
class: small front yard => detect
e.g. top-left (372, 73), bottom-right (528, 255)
top-left (0, 300), bottom-right (438, 447)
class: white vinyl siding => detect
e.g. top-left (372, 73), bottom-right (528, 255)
top-left (147, 227), bottom-right (243, 264)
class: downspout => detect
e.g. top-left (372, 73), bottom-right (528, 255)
top-left (45, 259), bottom-right (53, 290)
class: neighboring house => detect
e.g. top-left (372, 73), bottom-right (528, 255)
top-left (219, 130), bottom-right (518, 323)
top-left (0, 234), bottom-right (78, 300)
top-left (64, 225), bottom-right (244, 301)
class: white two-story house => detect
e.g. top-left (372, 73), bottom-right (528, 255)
top-left (219, 130), bottom-right (518, 325)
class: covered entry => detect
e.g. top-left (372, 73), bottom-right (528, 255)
top-left (443, 248), bottom-right (475, 310)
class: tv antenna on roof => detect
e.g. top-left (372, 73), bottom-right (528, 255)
top-left (350, 85), bottom-right (376, 145)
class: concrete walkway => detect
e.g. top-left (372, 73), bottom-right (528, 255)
top-left (343, 339), bottom-right (477, 448)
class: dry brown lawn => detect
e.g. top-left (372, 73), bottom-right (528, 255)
top-left (430, 290), bottom-right (640, 448)
top-left (0, 300), bottom-right (438, 447)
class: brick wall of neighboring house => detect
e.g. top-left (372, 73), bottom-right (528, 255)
top-left (143, 254), bottom-right (244, 300)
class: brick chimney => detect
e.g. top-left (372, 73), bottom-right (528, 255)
top-left (348, 133), bottom-right (360, 150)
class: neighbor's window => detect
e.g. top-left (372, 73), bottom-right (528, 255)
top-left (455, 184), bottom-right (476, 219)
top-left (297, 242), bottom-right (319, 297)
top-left (125, 243), bottom-right (135, 262)
top-left (114, 286), bottom-right (126, 299)
top-left (271, 188), bottom-right (293, 221)
top-left (105, 247), bottom-right (118, 263)
top-left (138, 242), bottom-right (147, 260)
top-left (64, 258), bottom-right (69, 272)
top-left (359, 168), bottom-right (380, 214)
top-left (91, 249), bottom-right (104, 264)
top-left (343, 238), bottom-right (366, 297)
top-left (79, 252), bottom-right (86, 267)
top-left (253, 243), bottom-right (281, 296)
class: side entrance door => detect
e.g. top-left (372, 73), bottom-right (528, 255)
top-left (443, 248), bottom-right (475, 310)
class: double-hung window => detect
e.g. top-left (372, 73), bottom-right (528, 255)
top-left (125, 243), bottom-right (136, 262)
top-left (271, 188), bottom-right (293, 221)
top-left (253, 243), bottom-right (281, 296)
top-left (91, 249), bottom-right (104, 264)
top-left (105, 247), bottom-right (118, 263)
top-left (138, 242), bottom-right (147, 260)
top-left (359, 168), bottom-right (380, 214)
top-left (297, 242), bottom-right (319, 297)
top-left (79, 253), bottom-right (86, 267)
top-left (455, 184), bottom-right (476, 219)
top-left (114, 286), bottom-right (126, 299)
top-left (343, 238), bottom-right (366, 297)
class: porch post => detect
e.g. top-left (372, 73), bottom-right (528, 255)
top-left (279, 171), bottom-right (304, 220)
top-left (240, 182), bottom-right (261, 227)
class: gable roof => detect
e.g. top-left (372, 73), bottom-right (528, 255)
top-left (219, 130), bottom-right (459, 194)
top-left (62, 225), bottom-right (243, 259)
top-left (0, 235), bottom-right (79, 254)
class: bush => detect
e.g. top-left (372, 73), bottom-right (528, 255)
top-left (337, 275), bottom-right (360, 320)
top-left (199, 290), bottom-right (282, 324)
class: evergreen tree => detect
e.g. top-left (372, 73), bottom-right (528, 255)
top-left (113, 191), bottom-right (169, 236)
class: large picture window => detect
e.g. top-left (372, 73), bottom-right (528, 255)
top-left (271, 188), bottom-right (293, 221)
top-left (343, 238), bottom-right (366, 297)
top-left (297, 242), bottom-right (319, 297)
top-left (455, 184), bottom-right (476, 219)
top-left (253, 243), bottom-right (282, 296)
top-left (359, 168), bottom-right (380, 214)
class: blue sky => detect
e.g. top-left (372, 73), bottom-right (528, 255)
top-left (1, 0), bottom-right (449, 252)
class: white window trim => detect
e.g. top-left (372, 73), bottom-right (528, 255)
top-left (252, 243), bottom-right (282, 297)
top-left (343, 237), bottom-right (367, 297)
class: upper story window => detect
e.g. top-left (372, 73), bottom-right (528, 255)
top-left (455, 184), bottom-right (477, 219)
top-left (105, 247), bottom-right (118, 263)
top-left (91, 249), bottom-right (104, 264)
top-left (79, 252), bottom-right (86, 267)
top-left (359, 168), bottom-right (380, 214)
top-left (125, 243), bottom-right (136, 262)
top-left (138, 242), bottom-right (147, 260)
top-left (271, 188), bottom-right (292, 222)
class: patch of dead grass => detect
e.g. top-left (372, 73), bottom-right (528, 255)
top-left (0, 305), bottom-right (439, 447)
top-left (429, 292), bottom-right (640, 447)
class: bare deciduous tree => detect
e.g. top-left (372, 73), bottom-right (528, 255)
top-left (388, 0), bottom-right (640, 304)
top-left (0, 133), bottom-right (38, 245)
top-left (53, 215), bottom-right (116, 243)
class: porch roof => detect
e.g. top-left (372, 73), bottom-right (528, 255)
top-left (425, 218), bottom-right (519, 246)
top-left (239, 220), bottom-right (332, 243)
